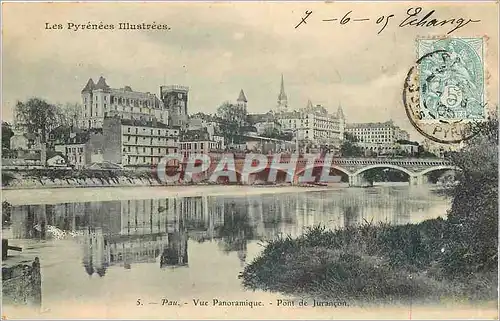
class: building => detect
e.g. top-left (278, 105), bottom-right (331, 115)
top-left (234, 89), bottom-right (248, 126)
top-left (397, 141), bottom-right (420, 155)
top-left (254, 120), bottom-right (282, 136)
top-left (178, 140), bottom-right (224, 157)
top-left (10, 132), bottom-right (40, 151)
top-left (422, 138), bottom-right (464, 158)
top-left (277, 100), bottom-right (345, 147)
top-left (2, 153), bottom-right (43, 170)
top-left (160, 85), bottom-right (189, 128)
top-left (188, 114), bottom-right (220, 140)
top-left (80, 76), bottom-right (168, 129)
top-left (102, 116), bottom-right (179, 168)
top-left (346, 120), bottom-right (411, 155)
top-left (54, 131), bottom-right (106, 168)
top-left (346, 120), bottom-right (409, 144)
top-left (47, 154), bottom-right (68, 168)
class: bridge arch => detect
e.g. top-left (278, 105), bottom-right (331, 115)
top-left (209, 168), bottom-right (243, 184)
top-left (295, 165), bottom-right (352, 178)
top-left (259, 164), bottom-right (302, 183)
top-left (181, 172), bottom-right (211, 184)
top-left (353, 164), bottom-right (416, 177)
top-left (418, 165), bottom-right (458, 176)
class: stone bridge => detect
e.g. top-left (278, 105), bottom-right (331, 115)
top-left (172, 155), bottom-right (457, 187)
top-left (321, 157), bottom-right (457, 186)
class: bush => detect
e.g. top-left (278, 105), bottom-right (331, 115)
top-left (444, 119), bottom-right (498, 276)
top-left (2, 171), bottom-right (16, 186)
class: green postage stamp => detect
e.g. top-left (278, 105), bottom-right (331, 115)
top-left (416, 38), bottom-right (485, 122)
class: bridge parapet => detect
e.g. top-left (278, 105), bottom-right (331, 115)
top-left (172, 154), bottom-right (456, 186)
top-left (180, 155), bottom-right (450, 165)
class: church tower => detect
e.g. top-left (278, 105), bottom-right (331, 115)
top-left (236, 89), bottom-right (247, 108)
top-left (235, 89), bottom-right (248, 126)
top-left (337, 103), bottom-right (346, 141)
top-left (277, 74), bottom-right (288, 112)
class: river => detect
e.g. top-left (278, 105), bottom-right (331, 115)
top-left (6, 185), bottom-right (488, 319)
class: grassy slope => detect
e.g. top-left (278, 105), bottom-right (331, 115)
top-left (239, 219), bottom-right (497, 304)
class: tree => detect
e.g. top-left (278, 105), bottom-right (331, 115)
top-left (443, 118), bottom-right (498, 275)
top-left (340, 132), bottom-right (364, 157)
top-left (416, 145), bottom-right (438, 158)
top-left (2, 122), bottom-right (14, 149)
top-left (56, 102), bottom-right (82, 128)
top-left (217, 101), bottom-right (247, 125)
top-left (261, 127), bottom-right (280, 140)
top-left (216, 102), bottom-right (247, 145)
top-left (14, 98), bottom-right (59, 144)
top-left (344, 132), bottom-right (359, 143)
top-left (280, 132), bottom-right (293, 141)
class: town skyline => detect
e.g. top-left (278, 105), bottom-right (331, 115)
top-left (3, 2), bottom-right (498, 142)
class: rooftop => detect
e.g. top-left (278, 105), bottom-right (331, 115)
top-left (237, 89), bottom-right (247, 103)
top-left (346, 121), bottom-right (397, 129)
top-left (119, 117), bottom-right (169, 129)
top-left (82, 76), bottom-right (159, 100)
top-left (160, 85), bottom-right (189, 93)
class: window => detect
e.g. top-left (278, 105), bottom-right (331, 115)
top-left (143, 147), bottom-right (146, 152)
top-left (135, 128), bottom-right (138, 134)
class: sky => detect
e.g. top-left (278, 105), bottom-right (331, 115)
top-left (2, 2), bottom-right (498, 141)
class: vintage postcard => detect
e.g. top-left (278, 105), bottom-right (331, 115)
top-left (1, 1), bottom-right (498, 319)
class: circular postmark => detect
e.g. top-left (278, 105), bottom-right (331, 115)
top-left (403, 38), bottom-right (487, 144)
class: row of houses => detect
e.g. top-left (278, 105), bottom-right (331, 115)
top-left (5, 74), bottom-right (429, 170)
top-left (6, 113), bottom-right (294, 169)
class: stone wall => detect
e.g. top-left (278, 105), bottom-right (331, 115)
top-left (2, 257), bottom-right (41, 307)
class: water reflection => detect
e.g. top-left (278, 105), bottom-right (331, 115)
top-left (7, 187), bottom-right (449, 278)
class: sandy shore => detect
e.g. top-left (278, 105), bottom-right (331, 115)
top-left (2, 185), bottom-right (345, 206)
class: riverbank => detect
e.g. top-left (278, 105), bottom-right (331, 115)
top-left (239, 219), bottom-right (498, 305)
top-left (1, 185), bottom-right (346, 206)
top-left (2, 256), bottom-right (41, 307)
top-left (2, 168), bottom-right (161, 190)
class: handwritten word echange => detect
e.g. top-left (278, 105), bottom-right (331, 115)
top-left (295, 7), bottom-right (481, 35)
